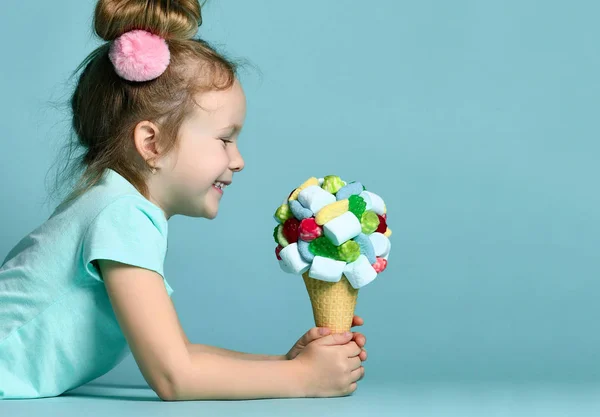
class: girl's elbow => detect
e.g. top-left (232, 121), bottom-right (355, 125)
top-left (154, 379), bottom-right (178, 401)
top-left (152, 371), bottom-right (187, 401)
top-left (149, 362), bottom-right (189, 401)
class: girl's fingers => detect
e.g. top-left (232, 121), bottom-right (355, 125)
top-left (305, 327), bottom-right (330, 345)
top-left (345, 341), bottom-right (363, 357)
top-left (349, 356), bottom-right (362, 371)
top-left (351, 315), bottom-right (364, 327)
top-left (352, 332), bottom-right (366, 347)
top-left (350, 366), bottom-right (365, 383)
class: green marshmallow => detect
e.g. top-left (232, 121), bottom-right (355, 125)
top-left (361, 211), bottom-right (380, 234)
top-left (309, 236), bottom-right (341, 261)
top-left (275, 225), bottom-right (289, 247)
top-left (321, 175), bottom-right (344, 194)
top-left (338, 241), bottom-right (360, 263)
top-left (348, 194), bottom-right (366, 219)
top-left (275, 203), bottom-right (292, 223)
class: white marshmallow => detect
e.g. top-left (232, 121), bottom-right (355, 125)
top-left (278, 259), bottom-right (294, 273)
top-left (369, 232), bottom-right (391, 258)
top-left (298, 185), bottom-right (336, 215)
top-left (318, 177), bottom-right (324, 186)
top-left (361, 191), bottom-right (385, 215)
top-left (359, 191), bottom-right (372, 211)
top-left (278, 243), bottom-right (310, 274)
top-left (308, 256), bottom-right (346, 282)
top-left (344, 255), bottom-right (378, 289)
top-left (323, 211), bottom-right (362, 246)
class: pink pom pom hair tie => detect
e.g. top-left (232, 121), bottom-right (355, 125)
top-left (108, 30), bottom-right (171, 82)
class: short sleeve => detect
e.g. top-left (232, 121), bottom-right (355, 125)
top-left (81, 196), bottom-right (173, 295)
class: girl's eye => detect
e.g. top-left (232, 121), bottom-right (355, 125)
top-left (220, 138), bottom-right (232, 147)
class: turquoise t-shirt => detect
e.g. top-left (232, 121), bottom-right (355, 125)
top-left (0, 169), bottom-right (173, 399)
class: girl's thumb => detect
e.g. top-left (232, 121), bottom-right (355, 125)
top-left (318, 331), bottom-right (353, 346)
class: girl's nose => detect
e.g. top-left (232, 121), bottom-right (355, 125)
top-left (229, 148), bottom-right (244, 172)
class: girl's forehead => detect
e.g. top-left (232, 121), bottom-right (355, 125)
top-left (193, 82), bottom-right (246, 124)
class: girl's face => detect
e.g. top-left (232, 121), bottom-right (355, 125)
top-left (148, 79), bottom-right (246, 219)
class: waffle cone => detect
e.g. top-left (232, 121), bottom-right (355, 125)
top-left (302, 272), bottom-right (359, 334)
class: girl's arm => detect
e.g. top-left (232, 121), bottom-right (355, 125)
top-left (187, 343), bottom-right (286, 361)
top-left (99, 260), bottom-right (305, 401)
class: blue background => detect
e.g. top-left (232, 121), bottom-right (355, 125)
top-left (1, 0), bottom-right (599, 394)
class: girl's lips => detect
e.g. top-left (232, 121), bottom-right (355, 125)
top-left (212, 184), bottom-right (223, 194)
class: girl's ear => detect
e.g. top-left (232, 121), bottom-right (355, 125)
top-left (133, 120), bottom-right (162, 169)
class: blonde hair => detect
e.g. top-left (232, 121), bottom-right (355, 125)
top-left (51, 0), bottom-right (238, 205)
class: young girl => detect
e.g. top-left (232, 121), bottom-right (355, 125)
top-left (0, 0), bottom-right (367, 401)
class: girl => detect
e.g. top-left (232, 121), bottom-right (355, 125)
top-left (0, 0), bottom-right (367, 401)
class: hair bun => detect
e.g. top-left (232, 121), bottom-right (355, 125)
top-left (94, 0), bottom-right (202, 42)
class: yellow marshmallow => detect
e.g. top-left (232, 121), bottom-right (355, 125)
top-left (384, 228), bottom-right (392, 237)
top-left (289, 177), bottom-right (319, 201)
top-left (315, 199), bottom-right (349, 225)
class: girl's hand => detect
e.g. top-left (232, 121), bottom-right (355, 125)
top-left (285, 315), bottom-right (367, 361)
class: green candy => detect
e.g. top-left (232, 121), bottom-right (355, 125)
top-left (309, 236), bottom-right (341, 261)
top-left (348, 195), bottom-right (366, 219)
top-left (361, 211), bottom-right (380, 234)
top-left (275, 203), bottom-right (292, 223)
top-left (275, 225), bottom-right (289, 247)
top-left (321, 175), bottom-right (344, 194)
top-left (338, 241), bottom-right (360, 263)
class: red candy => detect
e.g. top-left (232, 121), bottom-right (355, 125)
top-left (382, 214), bottom-right (387, 220)
top-left (283, 218), bottom-right (300, 243)
top-left (376, 214), bottom-right (387, 234)
top-left (372, 257), bottom-right (388, 273)
top-left (299, 218), bottom-right (323, 242)
top-left (275, 245), bottom-right (283, 260)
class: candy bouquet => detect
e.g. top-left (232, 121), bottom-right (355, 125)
top-left (273, 176), bottom-right (392, 333)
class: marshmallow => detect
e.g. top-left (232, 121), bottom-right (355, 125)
top-left (289, 177), bottom-right (319, 201)
top-left (360, 191), bottom-right (372, 211)
top-left (297, 239), bottom-right (315, 263)
top-left (308, 256), bottom-right (346, 282)
top-left (353, 233), bottom-right (376, 264)
top-left (344, 255), bottom-right (378, 289)
top-left (369, 232), bottom-right (391, 258)
top-left (315, 199), bottom-right (349, 225)
top-left (336, 182), bottom-right (363, 201)
top-left (318, 177), bottom-right (324, 186)
top-left (360, 191), bottom-right (385, 215)
top-left (323, 211), bottom-right (362, 246)
top-left (278, 243), bottom-right (310, 274)
top-left (298, 185), bottom-right (336, 215)
top-left (278, 259), bottom-right (294, 273)
top-left (289, 199), bottom-right (313, 220)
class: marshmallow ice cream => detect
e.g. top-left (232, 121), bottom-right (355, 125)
top-left (273, 176), bottom-right (392, 333)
